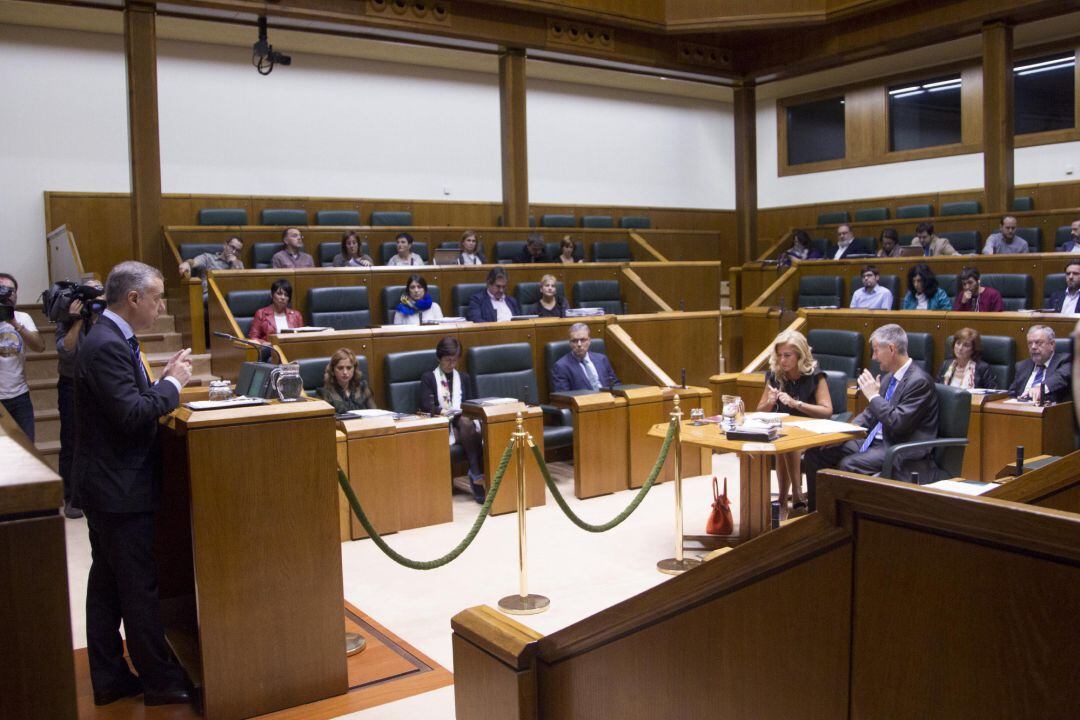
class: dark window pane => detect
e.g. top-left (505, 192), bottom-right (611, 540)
top-left (888, 75), bottom-right (962, 152)
top-left (1014, 54), bottom-right (1075, 135)
top-left (786, 97), bottom-right (845, 165)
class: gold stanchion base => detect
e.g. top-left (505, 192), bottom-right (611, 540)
top-left (657, 557), bottom-right (702, 575)
top-left (498, 594), bottom-right (550, 615)
top-left (345, 632), bottom-right (367, 656)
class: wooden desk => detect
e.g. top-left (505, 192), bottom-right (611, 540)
top-left (962, 392), bottom-right (1009, 480)
top-left (0, 411), bottom-right (77, 720)
top-left (159, 399), bottom-right (347, 720)
top-left (463, 403), bottom-right (546, 515)
top-left (980, 400), bottom-right (1076, 482)
top-left (650, 420), bottom-right (863, 540)
top-left (549, 391), bottom-right (628, 498)
top-left (338, 414), bottom-right (452, 539)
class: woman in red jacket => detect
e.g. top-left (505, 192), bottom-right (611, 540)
top-left (248, 278), bottom-right (303, 343)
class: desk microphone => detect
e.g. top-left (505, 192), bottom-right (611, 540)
top-left (1015, 446), bottom-right (1025, 476)
top-left (680, 368), bottom-right (687, 389)
top-left (212, 331), bottom-right (282, 364)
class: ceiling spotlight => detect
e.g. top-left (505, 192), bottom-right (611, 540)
top-left (252, 15), bottom-right (291, 75)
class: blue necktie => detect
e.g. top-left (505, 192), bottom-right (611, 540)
top-left (1030, 364), bottom-right (1046, 396)
top-left (127, 336), bottom-right (149, 384)
top-left (860, 375), bottom-right (898, 452)
top-left (923, 246), bottom-right (931, 257)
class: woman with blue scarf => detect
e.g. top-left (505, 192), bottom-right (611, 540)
top-left (393, 274), bottom-right (444, 325)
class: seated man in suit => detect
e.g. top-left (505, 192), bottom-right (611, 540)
top-left (803, 324), bottom-right (940, 509)
top-left (550, 323), bottom-right (618, 392)
top-left (466, 266), bottom-right (521, 323)
top-left (1049, 260), bottom-right (1080, 314)
top-left (1061, 219), bottom-right (1080, 253)
top-left (911, 222), bottom-right (958, 257)
top-left (1008, 325), bottom-right (1071, 404)
top-left (515, 234), bottom-right (550, 263)
top-left (832, 224), bottom-right (857, 260)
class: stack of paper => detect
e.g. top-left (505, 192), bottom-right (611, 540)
top-left (345, 409), bottom-right (394, 418)
top-left (923, 479), bottom-right (998, 496)
top-left (787, 419), bottom-right (865, 434)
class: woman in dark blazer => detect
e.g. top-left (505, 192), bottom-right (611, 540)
top-left (936, 327), bottom-right (998, 389)
top-left (419, 336), bottom-right (485, 503)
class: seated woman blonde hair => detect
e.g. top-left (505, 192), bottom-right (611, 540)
top-left (755, 329), bottom-right (832, 520)
top-left (319, 348), bottom-right (376, 414)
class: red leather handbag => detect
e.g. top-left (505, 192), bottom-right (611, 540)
top-left (706, 477), bottom-right (734, 536)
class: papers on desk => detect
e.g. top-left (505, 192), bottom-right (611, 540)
top-left (923, 479), bottom-right (998, 496)
top-left (184, 396), bottom-right (269, 411)
top-left (343, 409), bottom-right (395, 418)
top-left (466, 397), bottom-right (520, 406)
top-left (278, 326), bottom-right (329, 333)
top-left (744, 412), bottom-right (789, 422)
top-left (565, 307), bottom-right (605, 317)
top-left (436, 317), bottom-right (468, 324)
top-left (967, 388), bottom-right (999, 395)
top-left (787, 419), bottom-right (865, 434)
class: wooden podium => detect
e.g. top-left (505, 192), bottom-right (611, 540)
top-left (337, 414), bottom-right (453, 539)
top-left (548, 391), bottom-right (628, 498)
top-left (463, 402), bottom-right (545, 516)
top-left (980, 400), bottom-right (1076, 482)
top-left (159, 399), bottom-right (347, 720)
top-left (0, 408), bottom-right (77, 720)
top-left (615, 386), bottom-right (710, 489)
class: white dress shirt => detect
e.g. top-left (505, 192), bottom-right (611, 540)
top-left (1062, 290), bottom-right (1080, 315)
top-left (488, 291), bottom-right (512, 322)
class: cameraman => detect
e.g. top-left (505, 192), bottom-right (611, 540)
top-left (0, 272), bottom-right (45, 441)
top-left (56, 279), bottom-right (104, 519)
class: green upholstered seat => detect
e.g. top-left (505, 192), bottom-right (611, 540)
top-left (1016, 227), bottom-right (1042, 251)
top-left (451, 283), bottom-right (486, 318)
top-left (822, 370), bottom-right (851, 422)
top-left (318, 241), bottom-right (369, 266)
top-left (979, 274), bottom-right (1033, 311)
top-left (198, 208), bottom-right (248, 225)
top-left (1012, 196), bottom-right (1034, 212)
top-left (936, 274), bottom-right (957, 301)
top-left (848, 274), bottom-right (900, 309)
top-left (798, 276), bottom-right (844, 308)
top-left (1055, 337), bottom-right (1072, 358)
top-left (260, 209), bottom-right (308, 226)
top-left (896, 204), bottom-right (934, 219)
top-left (946, 334), bottom-right (1015, 388)
top-left (307, 286), bottom-right (370, 330)
top-left (315, 210), bottom-right (361, 226)
top-left (817, 211), bottom-right (850, 225)
top-left (495, 241), bottom-right (526, 264)
top-left (572, 280), bottom-right (622, 315)
top-left (541, 214), bottom-right (576, 228)
top-left (940, 200), bottom-right (981, 216)
top-left (854, 207), bottom-right (889, 222)
top-left (252, 242), bottom-right (281, 269)
top-left (900, 234), bottom-right (915, 245)
top-left (868, 332), bottom-right (933, 377)
top-left (1043, 274), bottom-right (1066, 307)
top-left (179, 243), bottom-right (224, 261)
top-left (383, 349), bottom-right (438, 413)
top-left (379, 241), bottom-right (428, 265)
top-left (938, 231), bottom-right (980, 255)
top-left (806, 329), bottom-right (863, 378)
top-left (1055, 226), bottom-right (1074, 249)
top-left (498, 215), bottom-right (536, 227)
top-left (810, 238), bottom-right (829, 257)
top-left (370, 211), bottom-right (413, 226)
top-left (226, 290), bottom-right (270, 337)
top-left (440, 241), bottom-right (460, 249)
top-left (515, 281), bottom-right (564, 308)
top-left (297, 356), bottom-right (330, 395)
top-left (591, 241), bottom-right (632, 262)
top-left (619, 216), bottom-right (651, 229)
top-left (881, 384), bottom-right (970, 482)
top-left (582, 215), bottom-right (614, 228)
top-left (380, 284), bottom-right (440, 324)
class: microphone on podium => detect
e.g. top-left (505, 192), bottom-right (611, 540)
top-left (212, 331), bottom-right (282, 364)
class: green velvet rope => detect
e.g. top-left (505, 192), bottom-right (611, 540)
top-left (530, 416), bottom-right (677, 533)
top-left (336, 436), bottom-right (516, 570)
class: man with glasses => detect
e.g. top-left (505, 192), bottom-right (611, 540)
top-left (832, 224), bottom-right (857, 260)
top-left (550, 323), bottom-right (618, 392)
top-left (466, 266), bottom-right (521, 323)
top-left (271, 227), bottom-right (314, 268)
top-left (1009, 325), bottom-right (1071, 404)
top-left (849, 265), bottom-right (893, 310)
top-left (178, 236), bottom-right (244, 294)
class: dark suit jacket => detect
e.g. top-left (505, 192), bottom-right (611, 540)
top-left (419, 370), bottom-right (473, 414)
top-left (514, 249), bottom-right (549, 263)
top-left (465, 291), bottom-right (521, 323)
top-left (852, 361), bottom-right (940, 481)
top-left (935, 359), bottom-right (999, 389)
top-left (1009, 353), bottom-right (1072, 403)
top-left (71, 316), bottom-right (180, 513)
top-left (550, 351), bottom-right (619, 393)
top-left (1061, 240), bottom-right (1079, 253)
top-left (1048, 289), bottom-right (1080, 313)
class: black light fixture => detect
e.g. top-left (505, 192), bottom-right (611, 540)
top-left (252, 15), bottom-right (291, 75)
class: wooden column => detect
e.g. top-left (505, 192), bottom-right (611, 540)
top-left (982, 21), bottom-right (1014, 216)
top-left (124, 1), bottom-right (163, 269)
top-left (499, 47), bottom-right (529, 227)
top-left (734, 81), bottom-right (758, 266)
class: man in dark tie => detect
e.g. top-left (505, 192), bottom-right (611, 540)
top-left (1008, 325), bottom-right (1071, 404)
top-left (72, 261), bottom-right (194, 707)
top-left (802, 323), bottom-right (940, 509)
top-left (550, 323), bottom-right (618, 392)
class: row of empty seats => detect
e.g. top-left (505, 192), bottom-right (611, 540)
top-left (816, 197), bottom-right (1032, 225)
top-left (225, 280), bottom-right (625, 332)
top-left (179, 239), bottom-right (632, 268)
top-left (798, 271), bottom-right (1073, 311)
top-left (803, 225), bottom-right (1074, 257)
top-left (197, 208), bottom-right (652, 229)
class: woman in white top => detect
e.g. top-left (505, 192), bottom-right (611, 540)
top-left (386, 232), bottom-right (424, 266)
top-left (456, 230), bottom-right (485, 265)
top-left (392, 274), bottom-right (444, 325)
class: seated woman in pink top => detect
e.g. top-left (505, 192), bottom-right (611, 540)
top-left (248, 278), bottom-right (303, 343)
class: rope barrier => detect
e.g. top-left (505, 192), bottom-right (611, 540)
top-left (336, 435), bottom-right (515, 570)
top-left (529, 417), bottom-right (677, 532)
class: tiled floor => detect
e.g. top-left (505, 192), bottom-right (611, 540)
top-left (66, 453), bottom-right (765, 719)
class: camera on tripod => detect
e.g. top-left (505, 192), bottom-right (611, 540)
top-left (41, 281), bottom-right (106, 322)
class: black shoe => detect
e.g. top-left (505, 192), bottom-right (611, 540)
top-left (93, 676), bottom-right (143, 706)
top-left (144, 688), bottom-right (192, 706)
top-left (468, 472), bottom-right (487, 504)
top-left (64, 502), bottom-right (83, 519)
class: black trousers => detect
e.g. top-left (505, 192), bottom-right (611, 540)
top-left (802, 439), bottom-right (885, 511)
top-left (84, 509), bottom-right (187, 694)
top-left (1, 391), bottom-right (34, 443)
top-left (57, 377), bottom-right (75, 504)
top-left (453, 415), bottom-right (483, 477)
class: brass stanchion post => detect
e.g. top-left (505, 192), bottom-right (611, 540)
top-left (498, 412), bottom-right (550, 615)
top-left (658, 395), bottom-right (701, 575)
